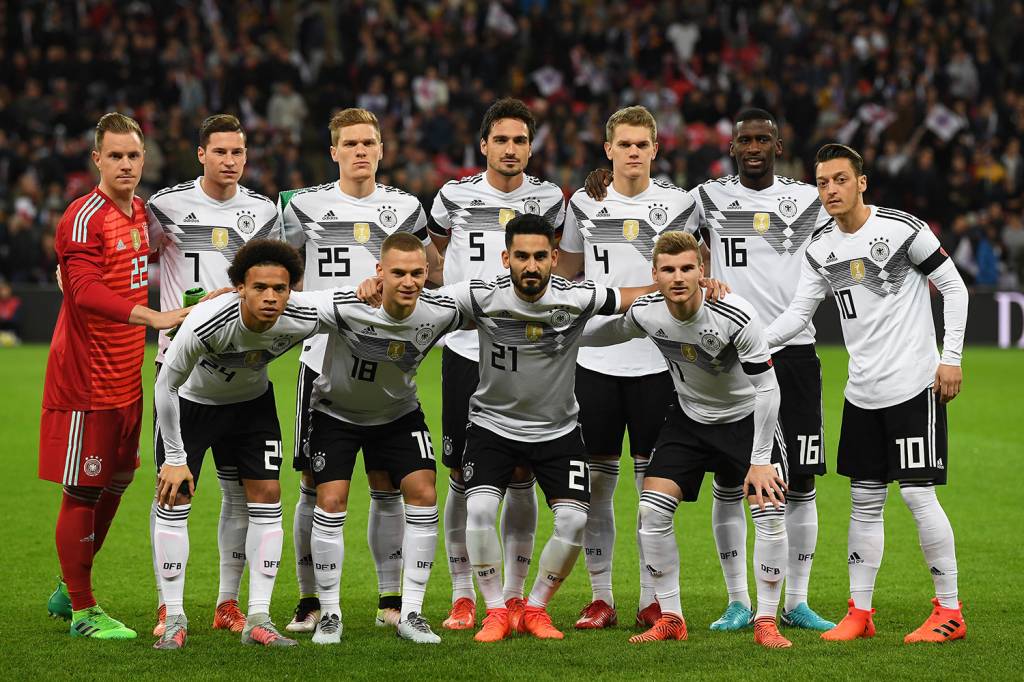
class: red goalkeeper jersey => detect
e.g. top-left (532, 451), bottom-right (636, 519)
top-left (43, 188), bottom-right (150, 411)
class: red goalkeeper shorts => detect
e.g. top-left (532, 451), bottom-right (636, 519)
top-left (39, 398), bottom-right (142, 487)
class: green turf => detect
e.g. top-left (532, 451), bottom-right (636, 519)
top-left (2, 344), bottom-right (1020, 679)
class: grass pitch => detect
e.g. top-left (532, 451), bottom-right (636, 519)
top-left (2, 344), bottom-right (1021, 680)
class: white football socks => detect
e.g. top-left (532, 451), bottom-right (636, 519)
top-left (500, 479), bottom-right (537, 602)
top-left (465, 489), bottom-right (504, 609)
top-left (637, 491), bottom-right (682, 617)
top-left (634, 457), bottom-right (657, 609)
top-left (154, 503), bottom-right (191, 618)
top-left (216, 468), bottom-right (248, 605)
top-left (527, 501), bottom-right (588, 608)
top-left (712, 482), bottom-right (750, 608)
top-left (444, 478), bottom-right (474, 603)
top-left (401, 504), bottom-right (439, 619)
top-left (246, 502), bottom-right (283, 615)
top-left (784, 488), bottom-right (818, 611)
top-left (149, 498), bottom-right (164, 607)
top-left (751, 504), bottom-right (787, 620)
top-left (311, 506), bottom-right (346, 614)
top-left (584, 459), bottom-right (619, 605)
top-left (848, 481), bottom-right (887, 610)
top-left (368, 489), bottom-right (405, 597)
top-left (293, 483), bottom-right (317, 598)
top-left (900, 484), bottom-right (959, 609)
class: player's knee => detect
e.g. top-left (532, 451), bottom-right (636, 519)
top-left (638, 503), bottom-right (674, 535)
top-left (316, 490), bottom-right (348, 514)
top-left (899, 483), bottom-right (937, 512)
top-left (752, 513), bottom-right (786, 541)
top-left (850, 482), bottom-right (887, 522)
top-left (787, 475), bottom-right (815, 494)
top-left (242, 479), bottom-right (280, 504)
top-left (401, 478), bottom-right (437, 507)
top-left (63, 485), bottom-right (102, 505)
top-left (465, 492), bottom-right (500, 530)
top-left (552, 501), bottom-right (588, 545)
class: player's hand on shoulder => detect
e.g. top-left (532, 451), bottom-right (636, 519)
top-left (156, 463), bottom-right (194, 508)
top-left (200, 287), bottom-right (234, 302)
top-left (356, 276), bottom-right (384, 307)
top-left (744, 463), bottom-right (787, 511)
top-left (934, 364), bottom-right (962, 403)
top-left (700, 277), bottom-right (731, 301)
top-left (584, 168), bottom-right (613, 200)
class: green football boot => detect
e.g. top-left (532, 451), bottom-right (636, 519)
top-left (47, 579), bottom-right (72, 621)
top-left (709, 601), bottom-right (754, 631)
top-left (69, 606), bottom-right (138, 640)
top-left (781, 602), bottom-right (836, 631)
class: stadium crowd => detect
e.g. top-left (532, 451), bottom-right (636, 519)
top-left (1, 0), bottom-right (1023, 288)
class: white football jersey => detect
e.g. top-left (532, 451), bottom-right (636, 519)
top-left (429, 172), bottom-right (566, 361)
top-left (445, 276), bottom-right (619, 442)
top-left (155, 291), bottom-right (327, 464)
top-left (778, 206), bottom-right (954, 409)
top-left (146, 178), bottom-right (281, 362)
top-left (686, 175), bottom-right (830, 349)
top-left (306, 288), bottom-right (464, 426)
top-left (280, 181), bottom-right (428, 373)
top-left (561, 180), bottom-right (697, 376)
top-left (598, 292), bottom-right (774, 424)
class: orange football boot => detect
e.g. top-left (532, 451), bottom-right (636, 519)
top-left (821, 599), bottom-right (876, 641)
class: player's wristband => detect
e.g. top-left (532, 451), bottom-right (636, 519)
top-left (183, 287), bottom-right (207, 307)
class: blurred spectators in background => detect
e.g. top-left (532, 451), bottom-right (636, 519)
top-left (1, 0), bottom-right (1022, 289)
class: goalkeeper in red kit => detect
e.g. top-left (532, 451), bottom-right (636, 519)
top-left (41, 113), bottom-right (190, 639)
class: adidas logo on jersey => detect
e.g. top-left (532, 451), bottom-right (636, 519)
top-left (361, 325), bottom-right (378, 335)
top-left (727, 200), bottom-right (741, 209)
top-left (182, 212), bottom-right (199, 223)
top-left (596, 207), bottom-right (610, 217)
top-left (655, 328), bottom-right (667, 337)
top-left (321, 210), bottom-right (338, 221)
top-left (469, 199), bottom-right (485, 206)
top-left (825, 252), bottom-right (837, 263)
top-left (116, 239), bottom-right (126, 251)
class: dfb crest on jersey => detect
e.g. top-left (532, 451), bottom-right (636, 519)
top-left (244, 350), bottom-right (263, 368)
top-left (415, 325), bottom-right (434, 345)
top-left (378, 206), bottom-right (397, 229)
top-left (311, 451), bottom-right (327, 473)
top-left (131, 228), bottom-right (143, 251)
top-left (752, 212), bottom-right (771, 234)
top-left (523, 198), bottom-right (541, 215)
top-left (212, 227), bottom-right (229, 250)
top-left (237, 211), bottom-right (256, 234)
top-left (387, 341), bottom-right (406, 360)
top-left (869, 238), bottom-right (890, 262)
top-left (550, 308), bottom-right (571, 328)
top-left (778, 198), bottom-right (798, 219)
top-left (681, 343), bottom-right (698, 362)
top-left (622, 219), bottom-right (640, 241)
top-left (84, 456), bottom-right (102, 477)
top-left (648, 204), bottom-right (668, 226)
top-left (499, 208), bottom-right (517, 226)
top-left (353, 222), bottom-right (371, 244)
top-left (850, 259), bottom-right (866, 281)
top-left (442, 436), bottom-right (453, 457)
top-left (525, 323), bottom-right (544, 342)
top-left (271, 335), bottom-right (291, 353)
top-left (700, 331), bottom-right (722, 352)
top-left (462, 460), bottom-right (475, 481)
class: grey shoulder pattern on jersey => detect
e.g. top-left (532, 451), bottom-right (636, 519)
top-left (330, 311), bottom-right (440, 374)
top-left (150, 180), bottom-right (196, 202)
top-left (651, 333), bottom-right (738, 376)
top-left (289, 203), bottom-right (391, 255)
top-left (698, 185), bottom-right (822, 254)
top-left (805, 230), bottom-right (917, 297)
top-left (567, 198), bottom-right (695, 261)
top-left (240, 186), bottom-right (275, 205)
top-left (154, 205), bottom-right (280, 258)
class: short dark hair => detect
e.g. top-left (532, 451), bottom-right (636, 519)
top-left (228, 239), bottom-right (304, 286)
top-left (504, 213), bottom-right (554, 249)
top-left (815, 143), bottom-right (864, 176)
top-left (479, 97), bottom-right (536, 143)
top-left (199, 114), bottom-right (245, 148)
top-left (734, 108), bottom-right (778, 133)
top-left (381, 232), bottom-right (426, 257)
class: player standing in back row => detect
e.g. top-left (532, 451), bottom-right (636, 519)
top-left (427, 98), bottom-right (565, 631)
top-left (766, 144), bottom-right (968, 644)
top-left (146, 113), bottom-right (281, 637)
top-left (555, 106), bottom-right (695, 630)
top-left (280, 108), bottom-right (433, 631)
top-left (41, 113), bottom-right (189, 640)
